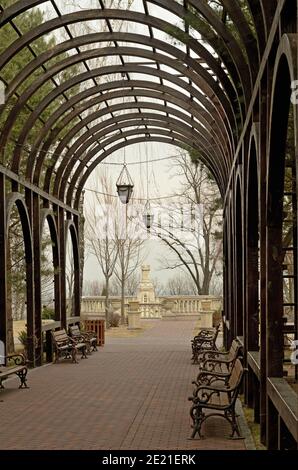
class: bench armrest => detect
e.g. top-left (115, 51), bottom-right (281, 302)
top-left (201, 358), bottom-right (232, 372)
top-left (195, 369), bottom-right (230, 383)
top-left (192, 332), bottom-right (214, 342)
top-left (191, 385), bottom-right (227, 405)
top-left (192, 376), bottom-right (245, 404)
top-left (5, 354), bottom-right (27, 366)
top-left (196, 350), bottom-right (228, 362)
top-left (191, 371), bottom-right (229, 390)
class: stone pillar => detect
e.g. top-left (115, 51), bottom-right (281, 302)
top-left (127, 301), bottom-right (141, 330)
top-left (161, 299), bottom-right (175, 320)
top-left (198, 310), bottom-right (213, 329)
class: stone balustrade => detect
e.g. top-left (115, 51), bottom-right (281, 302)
top-left (80, 295), bottom-right (222, 321)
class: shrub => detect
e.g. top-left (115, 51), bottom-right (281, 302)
top-left (18, 330), bottom-right (27, 348)
top-left (42, 306), bottom-right (55, 320)
top-left (109, 313), bottom-right (120, 328)
top-left (17, 329), bottom-right (38, 355)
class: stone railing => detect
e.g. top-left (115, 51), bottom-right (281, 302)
top-left (159, 295), bottom-right (222, 315)
top-left (139, 303), bottom-right (162, 318)
top-left (80, 295), bottom-right (222, 321)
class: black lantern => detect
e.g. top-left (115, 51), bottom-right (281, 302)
top-left (116, 164), bottom-right (134, 204)
top-left (143, 201), bottom-right (154, 229)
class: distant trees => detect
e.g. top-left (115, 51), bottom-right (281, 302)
top-left (165, 274), bottom-right (197, 296)
top-left (85, 168), bottom-right (146, 325)
top-left (85, 172), bottom-right (119, 327)
top-left (83, 280), bottom-right (104, 297)
top-left (156, 151), bottom-right (223, 296)
top-left (113, 217), bottom-right (145, 324)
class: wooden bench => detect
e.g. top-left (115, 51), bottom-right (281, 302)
top-left (69, 325), bottom-right (97, 354)
top-left (189, 358), bottom-right (245, 439)
top-left (0, 354), bottom-right (28, 389)
top-left (190, 340), bottom-right (243, 397)
top-left (191, 324), bottom-right (220, 364)
top-left (194, 339), bottom-right (242, 373)
top-left (52, 329), bottom-right (87, 363)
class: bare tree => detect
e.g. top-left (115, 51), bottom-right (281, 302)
top-left (109, 271), bottom-right (140, 297)
top-left (125, 271), bottom-right (140, 296)
top-left (85, 171), bottom-right (119, 327)
top-left (165, 273), bottom-right (197, 296)
top-left (83, 280), bottom-right (104, 296)
top-left (114, 208), bottom-right (146, 324)
top-left (152, 277), bottom-right (165, 296)
top-left (109, 277), bottom-right (121, 296)
top-left (155, 152), bottom-right (223, 295)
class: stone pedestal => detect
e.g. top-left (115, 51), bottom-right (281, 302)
top-left (198, 310), bottom-right (213, 329)
top-left (127, 301), bottom-right (141, 330)
top-left (161, 299), bottom-right (176, 320)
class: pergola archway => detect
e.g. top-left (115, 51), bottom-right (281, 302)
top-left (0, 0), bottom-right (297, 450)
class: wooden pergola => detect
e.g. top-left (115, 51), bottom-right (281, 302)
top-left (0, 0), bottom-right (297, 449)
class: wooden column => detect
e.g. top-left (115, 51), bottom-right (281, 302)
top-left (223, 217), bottom-right (229, 348)
top-left (24, 189), bottom-right (35, 368)
top-left (52, 206), bottom-right (61, 323)
top-left (266, 220), bottom-right (284, 377)
top-left (259, 73), bottom-right (269, 445)
top-left (267, 397), bottom-right (279, 450)
top-left (0, 173), bottom-right (7, 355)
top-left (235, 180), bottom-right (244, 337)
top-left (58, 207), bottom-right (66, 328)
top-left (246, 139), bottom-right (260, 352)
top-left (73, 215), bottom-right (81, 318)
top-left (32, 193), bottom-right (42, 366)
top-left (229, 201), bottom-right (235, 345)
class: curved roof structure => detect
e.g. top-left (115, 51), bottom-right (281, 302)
top-left (0, 1), bottom-right (272, 207)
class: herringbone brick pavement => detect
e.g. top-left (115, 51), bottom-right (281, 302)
top-left (0, 320), bottom-right (247, 450)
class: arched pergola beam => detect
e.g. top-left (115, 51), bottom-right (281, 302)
top-left (265, 32), bottom-right (297, 380)
top-left (32, 79), bottom-right (231, 187)
top-left (259, 1), bottom-right (277, 38)
top-left (5, 48), bottom-right (233, 176)
top-left (50, 101), bottom-right (228, 199)
top-left (65, 117), bottom-right (208, 168)
top-left (40, 209), bottom-right (59, 247)
top-left (6, 192), bottom-right (32, 246)
top-left (4, 31), bottom-right (237, 130)
top-left (219, 0), bottom-right (259, 72)
top-left (48, 109), bottom-right (226, 199)
top-left (171, 0), bottom-right (252, 101)
top-left (46, 92), bottom-right (228, 197)
top-left (56, 118), bottom-right (226, 201)
top-left (0, 6), bottom-right (247, 121)
top-left (246, 0), bottom-right (266, 55)
top-left (136, 0), bottom-right (251, 105)
top-left (8, 64), bottom-right (230, 184)
top-left (32, 79), bottom-right (231, 188)
top-left (71, 136), bottom-right (225, 210)
top-left (267, 33), bottom-right (298, 160)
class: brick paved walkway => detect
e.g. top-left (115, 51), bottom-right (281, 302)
top-left (0, 320), bottom-right (247, 450)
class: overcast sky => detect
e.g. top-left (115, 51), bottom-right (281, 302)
top-left (83, 141), bottom-right (186, 286)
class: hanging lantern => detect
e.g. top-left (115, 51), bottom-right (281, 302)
top-left (116, 164), bottom-right (134, 204)
top-left (143, 201), bottom-right (154, 229)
